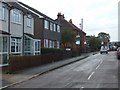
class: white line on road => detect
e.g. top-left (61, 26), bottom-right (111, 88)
top-left (88, 72), bottom-right (94, 80)
top-left (96, 59), bottom-right (103, 70)
top-left (96, 64), bottom-right (100, 69)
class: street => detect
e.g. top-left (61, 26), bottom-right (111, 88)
top-left (10, 51), bottom-right (119, 88)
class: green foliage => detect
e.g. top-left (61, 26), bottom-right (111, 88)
top-left (87, 35), bottom-right (101, 51)
top-left (41, 48), bottom-right (63, 54)
top-left (98, 32), bottom-right (110, 39)
top-left (62, 29), bottom-right (76, 44)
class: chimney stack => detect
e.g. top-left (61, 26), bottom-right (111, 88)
top-left (69, 19), bottom-right (72, 24)
top-left (57, 12), bottom-right (65, 20)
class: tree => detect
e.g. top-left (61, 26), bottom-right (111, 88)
top-left (98, 32), bottom-right (110, 42)
top-left (61, 29), bottom-right (76, 47)
top-left (87, 35), bottom-right (101, 51)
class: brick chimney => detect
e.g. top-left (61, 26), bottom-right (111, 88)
top-left (69, 19), bottom-right (72, 24)
top-left (57, 12), bottom-right (65, 20)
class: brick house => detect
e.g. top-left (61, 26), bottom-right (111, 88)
top-left (19, 2), bottom-right (61, 49)
top-left (56, 13), bottom-right (86, 53)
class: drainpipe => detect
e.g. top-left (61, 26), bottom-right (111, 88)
top-left (22, 13), bottom-right (25, 55)
top-left (8, 7), bottom-right (12, 64)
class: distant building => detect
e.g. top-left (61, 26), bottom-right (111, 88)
top-left (56, 13), bottom-right (86, 53)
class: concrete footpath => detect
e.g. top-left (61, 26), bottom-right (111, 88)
top-left (1, 52), bottom-right (98, 89)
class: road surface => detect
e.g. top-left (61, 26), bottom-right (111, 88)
top-left (10, 51), bottom-right (119, 88)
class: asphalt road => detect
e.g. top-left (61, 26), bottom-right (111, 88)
top-left (10, 51), bottom-right (119, 88)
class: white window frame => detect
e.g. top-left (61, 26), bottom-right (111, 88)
top-left (57, 41), bottom-right (60, 48)
top-left (10, 37), bottom-right (22, 54)
top-left (57, 25), bottom-right (60, 32)
top-left (27, 15), bottom-right (32, 27)
top-left (44, 20), bottom-right (49, 29)
top-left (54, 24), bottom-right (56, 32)
top-left (49, 40), bottom-right (54, 48)
top-left (11, 9), bottom-right (21, 24)
top-left (50, 22), bottom-right (53, 31)
top-left (44, 39), bottom-right (48, 48)
top-left (0, 6), bottom-right (5, 20)
top-left (0, 35), bottom-right (9, 54)
top-left (34, 40), bottom-right (41, 55)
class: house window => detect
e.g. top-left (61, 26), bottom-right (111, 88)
top-left (0, 36), bottom-right (9, 65)
top-left (44, 20), bottom-right (49, 29)
top-left (0, 7), bottom-right (5, 20)
top-left (11, 37), bottom-right (21, 53)
top-left (57, 25), bottom-right (60, 32)
top-left (49, 40), bottom-right (54, 48)
top-left (24, 36), bottom-right (31, 52)
top-left (44, 39), bottom-right (48, 48)
top-left (50, 22), bottom-right (53, 31)
top-left (0, 36), bottom-right (9, 52)
top-left (54, 24), bottom-right (56, 32)
top-left (11, 9), bottom-right (21, 24)
top-left (27, 15), bottom-right (32, 27)
top-left (35, 41), bottom-right (40, 55)
top-left (24, 35), bottom-right (34, 55)
top-left (57, 41), bottom-right (60, 48)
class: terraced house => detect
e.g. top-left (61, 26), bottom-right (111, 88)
top-left (19, 2), bottom-right (61, 49)
top-left (0, 1), bottom-right (40, 66)
top-left (0, 0), bottom-right (61, 66)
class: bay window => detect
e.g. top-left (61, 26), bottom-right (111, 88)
top-left (0, 36), bottom-right (9, 65)
top-left (35, 41), bottom-right (40, 55)
top-left (11, 37), bottom-right (22, 53)
top-left (11, 9), bottom-right (21, 24)
top-left (0, 6), bottom-right (5, 20)
top-left (27, 15), bottom-right (32, 27)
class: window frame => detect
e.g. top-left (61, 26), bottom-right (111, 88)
top-left (0, 6), bottom-right (6, 20)
top-left (11, 37), bottom-right (22, 53)
top-left (27, 15), bottom-right (32, 27)
top-left (57, 25), bottom-right (60, 32)
top-left (11, 9), bottom-right (22, 24)
top-left (44, 20), bottom-right (49, 29)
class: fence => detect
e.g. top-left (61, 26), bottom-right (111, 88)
top-left (9, 52), bottom-right (63, 72)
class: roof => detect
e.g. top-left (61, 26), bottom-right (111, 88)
top-left (24, 33), bottom-right (39, 39)
top-left (18, 1), bottom-right (59, 24)
top-left (0, 30), bottom-right (11, 35)
top-left (5, 1), bottom-right (38, 17)
top-left (56, 18), bottom-right (86, 35)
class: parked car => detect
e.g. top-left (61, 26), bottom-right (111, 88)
top-left (117, 47), bottom-right (120, 59)
top-left (100, 46), bottom-right (108, 54)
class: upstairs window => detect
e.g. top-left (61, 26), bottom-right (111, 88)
top-left (50, 22), bottom-right (53, 31)
top-left (0, 7), bottom-right (5, 20)
top-left (57, 25), bottom-right (60, 32)
top-left (44, 20), bottom-right (49, 29)
top-left (54, 24), bottom-right (56, 32)
top-left (11, 9), bottom-right (21, 24)
top-left (27, 15), bottom-right (32, 27)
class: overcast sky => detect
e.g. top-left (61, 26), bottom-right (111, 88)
top-left (18, 0), bottom-right (119, 42)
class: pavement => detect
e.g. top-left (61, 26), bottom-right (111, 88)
top-left (1, 52), bottom-right (98, 89)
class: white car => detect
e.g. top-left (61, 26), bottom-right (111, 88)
top-left (100, 46), bottom-right (108, 54)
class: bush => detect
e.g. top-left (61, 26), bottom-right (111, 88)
top-left (41, 48), bottom-right (63, 55)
